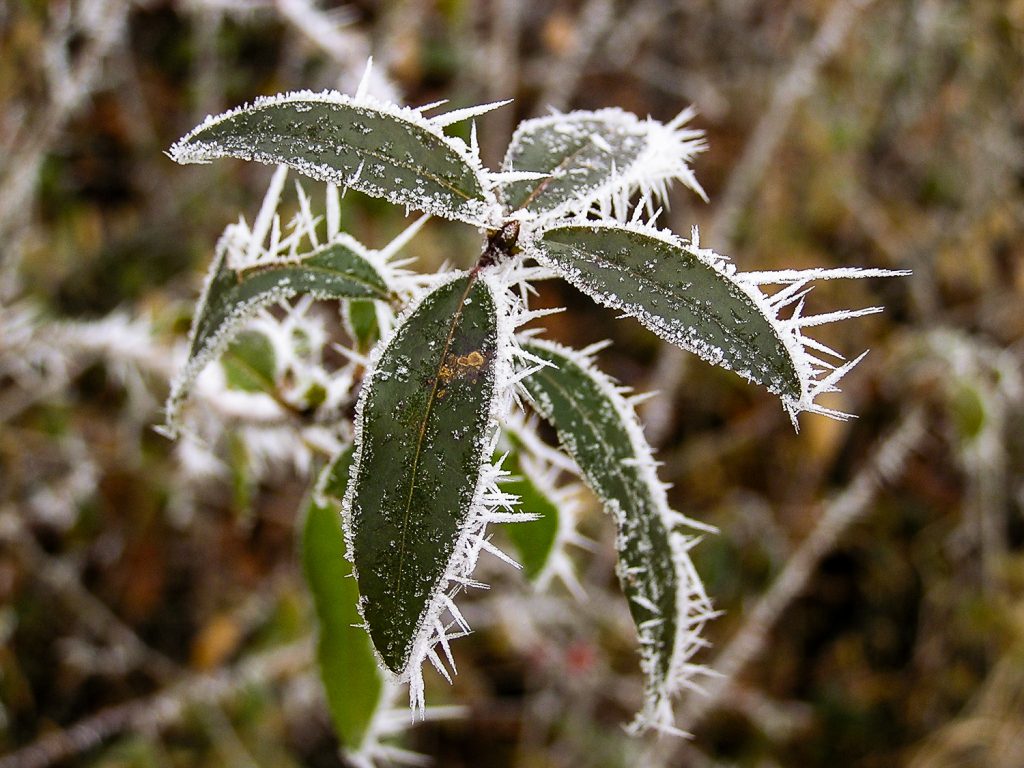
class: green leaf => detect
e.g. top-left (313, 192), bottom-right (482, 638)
top-left (345, 299), bottom-right (380, 355)
top-left (170, 92), bottom-right (496, 225)
top-left (221, 330), bottom-right (277, 394)
top-left (496, 441), bottom-right (559, 581)
top-left (347, 274), bottom-right (500, 674)
top-left (500, 108), bottom-right (705, 216)
top-left (520, 339), bottom-right (710, 726)
top-left (227, 431), bottom-right (255, 522)
top-left (303, 446), bottom-right (383, 751)
top-left (534, 223), bottom-right (802, 401)
top-left (166, 238), bottom-right (390, 429)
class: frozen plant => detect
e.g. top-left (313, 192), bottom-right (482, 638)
top-left (166, 63), bottom-right (906, 748)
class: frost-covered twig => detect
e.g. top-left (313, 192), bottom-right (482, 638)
top-left (273, 0), bottom-right (399, 100)
top-left (531, 0), bottom-right (615, 116)
top-left (0, 0), bottom-right (130, 278)
top-left (917, 330), bottom-right (1024, 590)
top-left (480, 0), bottom-right (523, 167)
top-left (0, 638), bottom-right (313, 768)
top-left (0, 507), bottom-right (179, 680)
top-left (642, 0), bottom-right (878, 447)
top-left (709, 0), bottom-right (878, 248)
top-left (668, 407), bottom-right (926, 738)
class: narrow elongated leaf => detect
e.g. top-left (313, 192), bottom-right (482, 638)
top-left (346, 274), bottom-right (499, 674)
top-left (500, 108), bottom-right (705, 217)
top-left (166, 238), bottom-right (390, 429)
top-left (520, 339), bottom-right (712, 731)
top-left (170, 91), bottom-right (497, 225)
top-left (496, 443), bottom-right (559, 581)
top-left (534, 222), bottom-right (803, 402)
top-left (304, 447), bottom-right (383, 751)
top-left (344, 299), bottom-right (380, 354)
top-left (221, 330), bottom-right (277, 394)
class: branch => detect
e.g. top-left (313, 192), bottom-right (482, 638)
top-left (676, 407), bottom-right (926, 734)
top-left (531, 0), bottom-right (615, 116)
top-left (0, 507), bottom-right (178, 680)
top-left (642, 0), bottom-right (878, 448)
top-left (0, 0), bottom-right (130, 274)
top-left (0, 639), bottom-right (312, 768)
top-left (709, 0), bottom-right (878, 249)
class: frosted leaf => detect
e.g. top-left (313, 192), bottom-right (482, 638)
top-left (343, 273), bottom-right (502, 675)
top-left (519, 339), bottom-right (715, 733)
top-left (494, 437), bottom-right (561, 581)
top-left (220, 329), bottom-right (277, 394)
top-left (500, 107), bottom-right (706, 223)
top-left (497, 417), bottom-right (590, 594)
top-left (169, 90), bottom-right (501, 227)
top-left (528, 220), bottom-right (908, 422)
top-left (165, 233), bottom-right (391, 433)
top-left (344, 299), bottom-right (381, 354)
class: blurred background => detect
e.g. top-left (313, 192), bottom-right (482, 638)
top-left (1, 1), bottom-right (1023, 766)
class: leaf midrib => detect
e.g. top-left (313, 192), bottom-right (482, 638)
top-left (510, 121), bottom-right (645, 212)
top-left (392, 277), bottom-right (480, 610)
top-left (542, 234), bottom-right (799, 392)
top-left (204, 105), bottom-right (484, 204)
top-left (513, 131), bottom-right (627, 212)
top-left (236, 259), bottom-right (391, 300)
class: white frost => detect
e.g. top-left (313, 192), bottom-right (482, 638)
top-left (524, 218), bottom-right (909, 427)
top-left (516, 337), bottom-right (717, 735)
top-left (503, 106), bottom-right (707, 230)
top-left (169, 88), bottom-right (504, 229)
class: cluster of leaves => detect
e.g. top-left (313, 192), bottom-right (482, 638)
top-left (166, 64), bottom-right (901, 756)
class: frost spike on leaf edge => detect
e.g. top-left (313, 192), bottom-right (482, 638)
top-left (529, 220), bottom-right (904, 422)
top-left (169, 90), bottom-right (501, 227)
top-left (500, 107), bottom-right (706, 222)
top-left (165, 233), bottom-right (391, 432)
top-left (519, 338), bottom-right (714, 734)
top-left (342, 271), bottom-right (514, 685)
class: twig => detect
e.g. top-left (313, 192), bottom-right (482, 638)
top-left (531, 0), bottom-right (615, 116)
top-left (710, 0), bottom-right (878, 250)
top-left (641, 0), bottom-right (877, 448)
top-left (673, 407), bottom-right (926, 736)
top-left (0, 0), bottom-right (130, 283)
top-left (0, 638), bottom-right (312, 768)
top-left (481, 0), bottom-right (523, 167)
top-left (273, 0), bottom-right (397, 100)
top-left (0, 507), bottom-right (179, 681)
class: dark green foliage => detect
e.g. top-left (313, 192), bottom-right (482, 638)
top-left (521, 341), bottom-right (693, 704)
top-left (190, 240), bottom-right (390, 370)
top-left (170, 97), bottom-right (494, 224)
top-left (536, 224), bottom-right (801, 400)
top-left (221, 330), bottom-right (277, 394)
top-left (345, 299), bottom-right (381, 354)
top-left (348, 275), bottom-right (499, 673)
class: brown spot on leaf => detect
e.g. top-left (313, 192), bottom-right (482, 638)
top-left (438, 349), bottom-right (489, 386)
